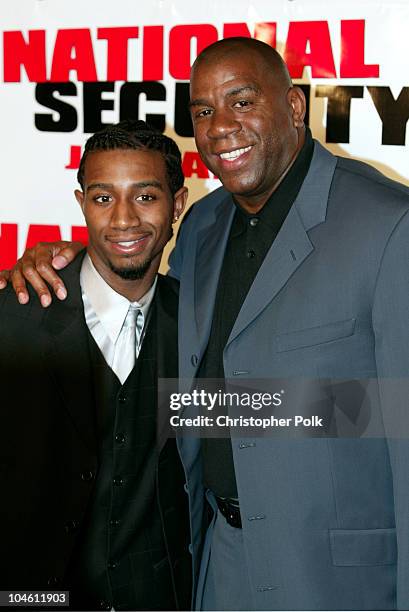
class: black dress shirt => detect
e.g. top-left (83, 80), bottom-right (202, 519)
top-left (198, 128), bottom-right (314, 498)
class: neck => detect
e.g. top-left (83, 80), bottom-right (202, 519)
top-left (87, 251), bottom-right (160, 302)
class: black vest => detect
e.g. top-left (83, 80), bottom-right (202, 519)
top-left (67, 306), bottom-right (176, 611)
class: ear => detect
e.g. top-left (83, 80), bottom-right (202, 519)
top-left (172, 186), bottom-right (188, 222)
top-left (74, 189), bottom-right (85, 213)
top-left (288, 86), bottom-right (306, 128)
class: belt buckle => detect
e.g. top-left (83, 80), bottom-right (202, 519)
top-left (216, 497), bottom-right (242, 529)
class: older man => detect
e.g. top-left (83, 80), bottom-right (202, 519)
top-left (3, 38), bottom-right (409, 610)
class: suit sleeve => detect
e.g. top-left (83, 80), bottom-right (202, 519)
top-left (372, 206), bottom-right (409, 609)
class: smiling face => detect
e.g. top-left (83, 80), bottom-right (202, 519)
top-left (75, 148), bottom-right (187, 300)
top-left (190, 42), bottom-right (306, 212)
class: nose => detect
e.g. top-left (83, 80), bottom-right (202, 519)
top-left (206, 108), bottom-right (242, 140)
top-left (110, 197), bottom-right (141, 229)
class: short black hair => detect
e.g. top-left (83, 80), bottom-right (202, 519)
top-left (77, 120), bottom-right (184, 195)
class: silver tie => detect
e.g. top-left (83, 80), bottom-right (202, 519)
top-left (112, 304), bottom-right (143, 384)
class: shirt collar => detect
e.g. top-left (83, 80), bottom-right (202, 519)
top-left (80, 253), bottom-right (157, 345)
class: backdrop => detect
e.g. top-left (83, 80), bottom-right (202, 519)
top-left (1, 0), bottom-right (408, 272)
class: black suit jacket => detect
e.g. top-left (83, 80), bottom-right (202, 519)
top-left (0, 254), bottom-right (190, 609)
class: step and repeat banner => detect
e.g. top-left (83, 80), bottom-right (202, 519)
top-left (1, 0), bottom-right (408, 271)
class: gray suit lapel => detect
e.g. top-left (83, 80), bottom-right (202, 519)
top-left (193, 195), bottom-right (235, 356)
top-left (227, 141), bottom-right (337, 346)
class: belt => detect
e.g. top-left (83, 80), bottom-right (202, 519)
top-left (215, 496), bottom-right (242, 528)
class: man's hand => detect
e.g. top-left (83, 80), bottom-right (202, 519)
top-left (0, 241), bottom-right (85, 307)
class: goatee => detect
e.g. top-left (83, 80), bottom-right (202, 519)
top-left (109, 258), bottom-right (152, 280)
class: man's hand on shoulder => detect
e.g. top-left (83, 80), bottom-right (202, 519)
top-left (0, 241), bottom-right (85, 307)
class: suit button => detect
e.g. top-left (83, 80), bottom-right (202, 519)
top-left (184, 483), bottom-right (189, 493)
top-left (246, 249), bottom-right (256, 258)
top-left (113, 476), bottom-right (124, 486)
top-left (109, 518), bottom-right (120, 528)
top-left (47, 576), bottom-right (60, 586)
top-left (191, 354), bottom-right (198, 366)
top-left (188, 544), bottom-right (193, 554)
top-left (249, 218), bottom-right (259, 227)
top-left (115, 433), bottom-right (125, 444)
top-left (107, 560), bottom-right (118, 570)
top-left (118, 395), bottom-right (127, 403)
top-left (80, 470), bottom-right (94, 481)
top-left (64, 519), bottom-right (79, 533)
top-left (99, 601), bottom-right (111, 610)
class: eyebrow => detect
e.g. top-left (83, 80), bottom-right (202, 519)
top-left (86, 180), bottom-right (164, 192)
top-left (188, 98), bottom-right (210, 109)
top-left (189, 85), bottom-right (261, 109)
top-left (225, 85), bottom-right (261, 98)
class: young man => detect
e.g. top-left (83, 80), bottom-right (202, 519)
top-left (4, 38), bottom-right (409, 610)
top-left (0, 121), bottom-right (190, 611)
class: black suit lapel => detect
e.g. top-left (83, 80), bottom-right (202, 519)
top-left (154, 275), bottom-right (179, 453)
top-left (41, 253), bottom-right (97, 452)
top-left (155, 275), bottom-right (179, 379)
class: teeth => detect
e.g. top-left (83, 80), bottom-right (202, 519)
top-left (117, 240), bottom-right (137, 247)
top-left (220, 146), bottom-right (251, 161)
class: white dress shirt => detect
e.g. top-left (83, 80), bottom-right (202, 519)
top-left (80, 254), bottom-right (157, 384)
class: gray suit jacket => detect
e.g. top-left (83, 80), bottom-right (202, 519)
top-left (169, 140), bottom-right (409, 610)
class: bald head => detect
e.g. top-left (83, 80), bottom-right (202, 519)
top-left (189, 36), bottom-right (306, 212)
top-left (192, 37), bottom-right (292, 90)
